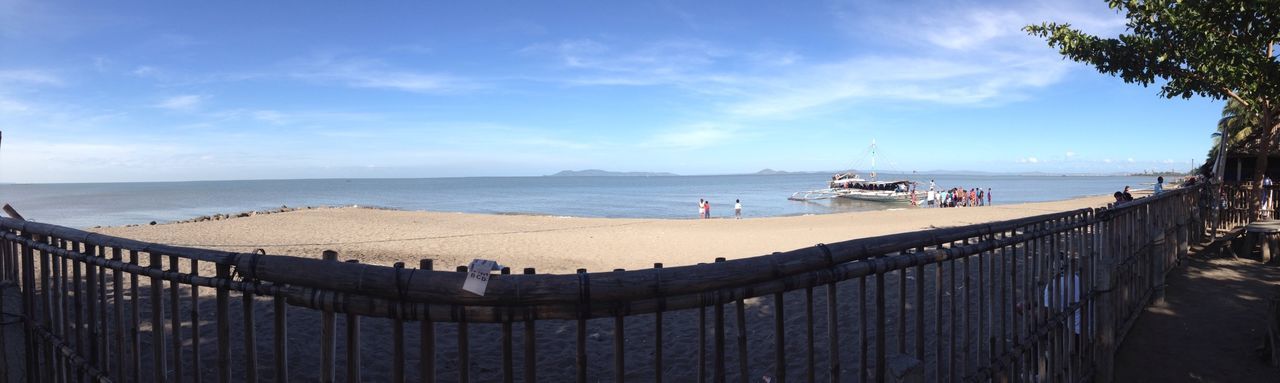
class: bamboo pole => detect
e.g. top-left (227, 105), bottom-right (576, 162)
top-left (168, 253), bottom-right (184, 382)
top-left (420, 259), bottom-right (436, 383)
top-left (111, 246), bottom-right (124, 383)
top-left (522, 267), bottom-right (536, 383)
top-left (457, 264), bottom-right (470, 383)
top-left (772, 291), bottom-right (785, 383)
top-left (825, 281), bottom-right (838, 383)
top-left (216, 263), bottom-right (231, 383)
top-left (501, 266), bottom-right (514, 383)
top-left (653, 263), bottom-right (663, 383)
top-left (273, 290), bottom-right (288, 383)
top-left (875, 261), bottom-right (886, 383)
top-left (191, 258), bottom-right (202, 383)
top-left (86, 244), bottom-right (100, 370)
top-left (576, 267), bottom-right (588, 383)
top-left (392, 262), bottom-right (405, 383)
top-left (735, 296), bottom-right (746, 383)
top-left (41, 236), bottom-right (58, 382)
top-left (149, 251), bottom-right (167, 383)
top-left (344, 258), bottom-right (362, 382)
top-left (130, 250), bottom-right (142, 383)
top-left (805, 286), bottom-right (814, 383)
top-left (246, 268), bottom-right (260, 383)
top-left (320, 250), bottom-right (337, 383)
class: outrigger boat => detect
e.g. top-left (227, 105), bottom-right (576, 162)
top-left (787, 173), bottom-right (917, 203)
top-left (788, 141), bottom-right (918, 203)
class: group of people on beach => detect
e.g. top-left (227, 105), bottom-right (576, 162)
top-left (923, 180), bottom-right (991, 208)
top-left (698, 199), bottom-right (743, 219)
top-left (1112, 176), bottom-right (1167, 206)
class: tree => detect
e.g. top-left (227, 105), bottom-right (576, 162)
top-left (1207, 98), bottom-right (1256, 163)
top-left (1026, 1), bottom-right (1280, 195)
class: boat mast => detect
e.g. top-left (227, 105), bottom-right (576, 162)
top-left (869, 139), bottom-right (877, 181)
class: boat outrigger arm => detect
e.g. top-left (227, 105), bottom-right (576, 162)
top-left (788, 188), bottom-right (849, 201)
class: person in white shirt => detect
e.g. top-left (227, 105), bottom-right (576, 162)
top-left (734, 199), bottom-right (742, 219)
top-left (698, 199), bottom-right (705, 219)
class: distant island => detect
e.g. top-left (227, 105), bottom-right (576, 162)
top-left (754, 168), bottom-right (824, 175)
top-left (547, 169), bottom-right (680, 177)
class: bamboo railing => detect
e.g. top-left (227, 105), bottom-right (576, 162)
top-left (0, 185), bottom-right (1210, 382)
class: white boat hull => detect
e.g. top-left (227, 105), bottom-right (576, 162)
top-left (789, 188), bottom-right (916, 203)
top-left (837, 191), bottom-right (914, 203)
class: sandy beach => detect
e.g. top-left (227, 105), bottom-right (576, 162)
top-left (92, 194), bottom-right (1124, 274)
top-left (73, 194), bottom-right (1145, 382)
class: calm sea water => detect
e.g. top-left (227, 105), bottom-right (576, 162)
top-left (0, 174), bottom-right (1159, 228)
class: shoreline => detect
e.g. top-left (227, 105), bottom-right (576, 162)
top-left (101, 192), bottom-right (1125, 228)
top-left (90, 193), bottom-right (1137, 274)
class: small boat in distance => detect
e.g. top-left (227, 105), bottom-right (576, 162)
top-left (788, 141), bottom-right (918, 203)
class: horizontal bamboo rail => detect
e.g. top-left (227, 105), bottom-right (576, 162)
top-left (0, 185), bottom-right (1215, 382)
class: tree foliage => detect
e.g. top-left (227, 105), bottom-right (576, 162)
top-left (1205, 98), bottom-right (1255, 165)
top-left (1027, 0), bottom-right (1280, 109)
top-left (1028, 0), bottom-right (1280, 186)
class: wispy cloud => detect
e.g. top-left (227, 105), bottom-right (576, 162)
top-left (290, 55), bottom-right (474, 93)
top-left (154, 94), bottom-right (206, 111)
top-left (522, 38), bottom-right (739, 87)
top-left (644, 122), bottom-right (741, 150)
top-left (0, 96), bottom-right (31, 113)
top-left (131, 65), bottom-right (158, 77)
top-left (519, 2), bottom-right (1124, 121)
top-left (0, 69), bottom-right (63, 86)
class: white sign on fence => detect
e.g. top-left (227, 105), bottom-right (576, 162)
top-left (462, 259), bottom-right (500, 296)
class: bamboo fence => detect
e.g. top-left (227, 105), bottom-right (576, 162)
top-left (0, 185), bottom-right (1212, 382)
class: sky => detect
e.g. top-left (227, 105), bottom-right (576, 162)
top-left (0, 0), bottom-right (1225, 183)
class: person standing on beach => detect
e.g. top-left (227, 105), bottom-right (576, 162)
top-left (698, 199), bottom-right (705, 219)
top-left (705, 200), bottom-right (712, 219)
top-left (987, 188), bottom-right (992, 206)
top-left (734, 199), bottom-right (742, 219)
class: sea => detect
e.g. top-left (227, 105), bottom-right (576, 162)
top-left (0, 173), bottom-right (1159, 229)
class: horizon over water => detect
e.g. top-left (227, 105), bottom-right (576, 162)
top-left (0, 173), bottom-right (1162, 229)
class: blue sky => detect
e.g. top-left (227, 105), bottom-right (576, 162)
top-left (0, 0), bottom-right (1222, 183)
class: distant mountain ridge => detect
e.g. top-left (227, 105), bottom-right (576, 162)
top-left (548, 169), bottom-right (679, 177)
top-left (754, 168), bottom-right (825, 175)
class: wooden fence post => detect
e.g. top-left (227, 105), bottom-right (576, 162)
top-left (320, 250), bottom-right (337, 383)
top-left (1092, 210), bottom-right (1116, 383)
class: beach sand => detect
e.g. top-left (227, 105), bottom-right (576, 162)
top-left (84, 195), bottom-right (1128, 382)
top-left (92, 194), bottom-right (1121, 274)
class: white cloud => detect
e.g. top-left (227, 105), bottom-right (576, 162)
top-left (0, 96), bottom-right (30, 113)
top-left (131, 65), bottom-right (158, 77)
top-left (1126, 158), bottom-right (1136, 163)
top-left (154, 94), bottom-right (206, 111)
top-left (0, 69), bottom-right (62, 86)
top-left (1065, 151), bottom-right (1076, 158)
top-left (1017, 157), bottom-right (1040, 164)
top-left (290, 55), bottom-right (471, 93)
top-left (645, 123), bottom-right (739, 150)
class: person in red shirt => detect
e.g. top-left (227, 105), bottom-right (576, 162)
top-left (705, 201), bottom-right (711, 218)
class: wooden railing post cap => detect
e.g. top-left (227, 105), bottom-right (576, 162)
top-left (322, 250), bottom-right (338, 261)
